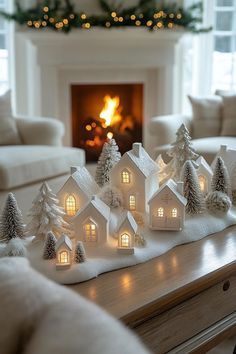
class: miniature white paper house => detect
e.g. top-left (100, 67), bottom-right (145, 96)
top-left (55, 234), bottom-right (73, 269)
top-left (110, 143), bottom-right (159, 213)
top-left (148, 179), bottom-right (187, 231)
top-left (212, 145), bottom-right (236, 189)
top-left (57, 166), bottom-right (99, 218)
top-left (73, 196), bottom-right (110, 246)
top-left (194, 156), bottom-right (213, 195)
top-left (116, 211), bottom-right (138, 255)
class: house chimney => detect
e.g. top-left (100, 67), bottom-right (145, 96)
top-left (132, 143), bottom-right (142, 157)
top-left (70, 166), bottom-right (78, 175)
top-left (177, 182), bottom-right (184, 195)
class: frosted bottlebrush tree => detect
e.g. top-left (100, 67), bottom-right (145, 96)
top-left (0, 193), bottom-right (25, 243)
top-left (212, 157), bottom-right (231, 197)
top-left (163, 124), bottom-right (199, 181)
top-left (74, 241), bottom-right (86, 263)
top-left (43, 231), bottom-right (57, 260)
top-left (27, 182), bottom-right (69, 242)
top-left (95, 138), bottom-right (121, 187)
top-left (182, 160), bottom-right (205, 214)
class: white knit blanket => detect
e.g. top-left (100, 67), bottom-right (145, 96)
top-left (27, 208), bottom-right (236, 284)
top-left (0, 257), bottom-right (149, 354)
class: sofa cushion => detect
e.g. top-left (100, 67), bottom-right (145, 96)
top-left (188, 95), bottom-right (223, 139)
top-left (221, 94), bottom-right (236, 136)
top-left (154, 137), bottom-right (236, 165)
top-left (0, 146), bottom-right (85, 190)
top-left (0, 91), bottom-right (21, 145)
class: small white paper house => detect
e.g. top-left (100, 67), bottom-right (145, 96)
top-left (55, 234), bottom-right (73, 269)
top-left (194, 156), bottom-right (213, 195)
top-left (110, 143), bottom-right (159, 213)
top-left (73, 196), bottom-right (110, 246)
top-left (148, 179), bottom-right (187, 231)
top-left (57, 166), bottom-right (99, 218)
top-left (212, 145), bottom-right (236, 189)
top-left (116, 211), bottom-right (138, 255)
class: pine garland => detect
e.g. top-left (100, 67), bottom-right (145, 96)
top-left (0, 0), bottom-right (211, 34)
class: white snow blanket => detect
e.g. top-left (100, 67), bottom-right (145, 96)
top-left (26, 207), bottom-right (236, 285)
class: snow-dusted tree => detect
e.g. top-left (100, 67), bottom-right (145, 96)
top-left (182, 160), bottom-right (205, 215)
top-left (206, 191), bottom-right (231, 213)
top-left (74, 241), bottom-right (86, 263)
top-left (211, 157), bottom-right (231, 197)
top-left (100, 185), bottom-right (123, 208)
top-left (43, 231), bottom-right (57, 260)
top-left (3, 238), bottom-right (27, 257)
top-left (0, 193), bottom-right (25, 243)
top-left (163, 124), bottom-right (199, 181)
top-left (27, 182), bottom-right (69, 242)
top-left (95, 138), bottom-right (121, 187)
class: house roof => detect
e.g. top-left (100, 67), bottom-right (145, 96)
top-left (125, 144), bottom-right (158, 178)
top-left (195, 156), bottom-right (213, 176)
top-left (148, 179), bottom-right (187, 206)
top-left (116, 211), bottom-right (138, 234)
top-left (72, 167), bottom-right (100, 197)
top-left (55, 234), bottom-right (73, 251)
top-left (75, 195), bottom-right (110, 221)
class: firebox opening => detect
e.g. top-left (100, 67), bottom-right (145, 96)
top-left (71, 84), bottom-right (143, 162)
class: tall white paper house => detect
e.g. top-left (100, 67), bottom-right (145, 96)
top-left (110, 143), bottom-right (159, 213)
top-left (73, 196), bottom-right (110, 246)
top-left (57, 166), bottom-right (99, 219)
top-left (148, 179), bottom-right (187, 231)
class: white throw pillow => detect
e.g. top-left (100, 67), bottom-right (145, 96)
top-left (188, 95), bottom-right (223, 138)
top-left (0, 91), bottom-right (21, 145)
top-left (220, 94), bottom-right (236, 136)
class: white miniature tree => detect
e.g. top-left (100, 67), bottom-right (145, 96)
top-left (3, 238), bottom-right (27, 257)
top-left (164, 124), bottom-right (199, 181)
top-left (27, 182), bottom-right (69, 242)
top-left (0, 193), bottom-right (25, 243)
top-left (74, 241), bottom-right (86, 263)
top-left (182, 160), bottom-right (205, 215)
top-left (100, 185), bottom-right (123, 208)
top-left (206, 191), bottom-right (231, 213)
top-left (43, 231), bottom-right (57, 260)
top-left (211, 157), bottom-right (231, 197)
top-left (95, 138), bottom-right (121, 187)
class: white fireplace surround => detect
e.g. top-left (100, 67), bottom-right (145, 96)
top-left (14, 28), bottom-right (185, 154)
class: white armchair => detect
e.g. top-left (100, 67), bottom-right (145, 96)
top-left (149, 114), bottom-right (236, 164)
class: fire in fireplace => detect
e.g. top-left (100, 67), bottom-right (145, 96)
top-left (71, 84), bottom-right (143, 162)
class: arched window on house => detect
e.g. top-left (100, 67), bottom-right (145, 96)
top-left (84, 220), bottom-right (97, 242)
top-left (65, 195), bottom-right (77, 216)
top-left (121, 233), bottom-right (130, 248)
top-left (60, 251), bottom-right (69, 263)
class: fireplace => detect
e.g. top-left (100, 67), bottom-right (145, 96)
top-left (71, 84), bottom-right (143, 162)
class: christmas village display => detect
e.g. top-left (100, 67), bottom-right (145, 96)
top-left (0, 124), bottom-right (235, 279)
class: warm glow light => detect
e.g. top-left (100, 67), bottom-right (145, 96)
top-left (86, 124), bottom-right (92, 131)
top-left (111, 12), bottom-right (117, 18)
top-left (60, 251), bottom-right (68, 263)
top-left (63, 19), bottom-right (69, 25)
top-left (43, 6), bottom-right (49, 12)
top-left (107, 132), bottom-right (113, 140)
top-left (146, 20), bottom-right (153, 27)
top-left (121, 233), bottom-right (130, 248)
top-left (130, 14), bottom-right (136, 20)
top-left (81, 13), bottom-right (87, 19)
top-left (157, 207), bottom-right (164, 217)
top-left (84, 222), bottom-right (97, 242)
top-left (99, 95), bottom-right (122, 127)
top-left (177, 13), bottom-right (182, 19)
top-left (65, 195), bottom-right (76, 216)
top-left (172, 208), bottom-right (178, 218)
top-left (122, 170), bottom-right (130, 184)
top-left (129, 195), bottom-right (136, 211)
top-left (199, 175), bottom-right (206, 192)
top-left (27, 21), bottom-right (33, 26)
top-left (135, 20), bottom-right (141, 26)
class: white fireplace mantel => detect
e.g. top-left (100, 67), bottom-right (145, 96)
top-left (14, 28), bottom-right (186, 151)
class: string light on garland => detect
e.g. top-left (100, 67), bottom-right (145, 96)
top-left (0, 0), bottom-right (211, 34)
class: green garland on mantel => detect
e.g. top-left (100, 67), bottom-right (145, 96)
top-left (0, 0), bottom-right (211, 34)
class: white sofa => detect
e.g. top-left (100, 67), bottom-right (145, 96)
top-left (149, 114), bottom-right (236, 164)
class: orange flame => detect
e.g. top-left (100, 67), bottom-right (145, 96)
top-left (99, 95), bottom-right (122, 127)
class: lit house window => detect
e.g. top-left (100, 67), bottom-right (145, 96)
top-left (129, 195), bottom-right (136, 211)
top-left (172, 208), bottom-right (178, 218)
top-left (122, 169), bottom-right (130, 184)
top-left (60, 251), bottom-right (68, 263)
top-left (121, 233), bottom-right (130, 248)
top-left (84, 221), bottom-right (97, 242)
top-left (199, 175), bottom-right (206, 192)
top-left (65, 195), bottom-right (77, 216)
top-left (157, 207), bottom-right (164, 217)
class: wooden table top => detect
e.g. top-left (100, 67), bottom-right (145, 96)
top-left (69, 226), bottom-right (236, 328)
